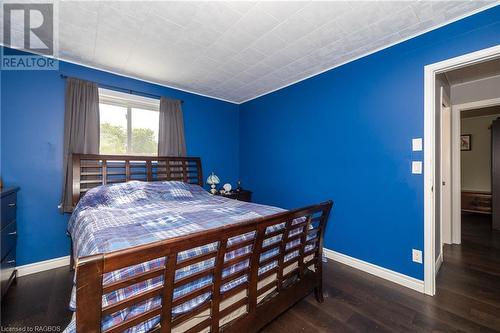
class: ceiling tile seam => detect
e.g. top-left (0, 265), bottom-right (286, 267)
top-left (220, 18), bottom-right (289, 73)
top-left (258, 1), bottom-right (311, 23)
top-left (408, 3), bottom-right (421, 24)
top-left (251, 9), bottom-right (383, 90)
top-left (123, 6), bottom-right (174, 71)
top-left (89, 2), bottom-right (101, 63)
top-left (238, 3), bottom-right (352, 82)
top-left (240, 4), bottom-right (342, 71)
top-left (258, 24), bottom-right (358, 85)
top-left (205, 2), bottom-right (244, 35)
top-left (103, 3), bottom-right (233, 92)
top-left (168, 2), bottom-right (254, 77)
top-left (195, 5), bottom-right (252, 71)
top-left (125, 3), bottom-right (233, 75)
top-left (121, 35), bottom-right (140, 73)
top-left (237, 2), bottom-right (500, 104)
top-left (258, 2), bottom-right (386, 75)
top-left (341, 5), bottom-right (413, 41)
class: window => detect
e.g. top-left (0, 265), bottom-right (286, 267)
top-left (99, 88), bottom-right (160, 155)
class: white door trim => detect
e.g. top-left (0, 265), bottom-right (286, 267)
top-left (451, 103), bottom-right (462, 245)
top-left (440, 104), bottom-right (452, 247)
top-left (453, 97), bottom-right (500, 112)
top-left (424, 44), bottom-right (500, 296)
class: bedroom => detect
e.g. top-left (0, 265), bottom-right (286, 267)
top-left (1, 1), bottom-right (500, 332)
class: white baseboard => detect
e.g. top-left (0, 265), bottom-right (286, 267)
top-left (323, 248), bottom-right (424, 293)
top-left (16, 255), bottom-right (70, 277)
top-left (436, 252), bottom-right (443, 273)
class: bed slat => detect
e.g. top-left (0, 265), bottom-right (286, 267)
top-left (174, 267), bottom-right (215, 288)
top-left (210, 240), bottom-right (227, 332)
top-left (223, 252), bottom-right (252, 268)
top-left (176, 250), bottom-right (218, 270)
top-left (159, 254), bottom-right (176, 332)
top-left (102, 285), bottom-right (163, 316)
top-left (171, 301), bottom-right (211, 327)
top-left (221, 283), bottom-right (248, 301)
top-left (103, 266), bottom-right (165, 293)
top-left (103, 307), bottom-right (162, 333)
top-left (172, 284), bottom-right (213, 307)
top-left (219, 296), bottom-right (248, 319)
top-left (183, 317), bottom-right (211, 333)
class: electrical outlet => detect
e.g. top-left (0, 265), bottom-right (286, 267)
top-left (412, 249), bottom-right (423, 264)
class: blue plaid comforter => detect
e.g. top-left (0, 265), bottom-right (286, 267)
top-left (64, 181), bottom-right (314, 333)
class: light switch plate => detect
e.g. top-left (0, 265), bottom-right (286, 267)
top-left (412, 138), bottom-right (422, 151)
top-left (412, 249), bottom-right (423, 264)
top-left (412, 161), bottom-right (422, 174)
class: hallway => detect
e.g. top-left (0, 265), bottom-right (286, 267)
top-left (436, 213), bottom-right (500, 330)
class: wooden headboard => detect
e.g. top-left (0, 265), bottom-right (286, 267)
top-left (72, 154), bottom-right (203, 207)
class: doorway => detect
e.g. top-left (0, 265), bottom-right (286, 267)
top-left (423, 45), bottom-right (500, 296)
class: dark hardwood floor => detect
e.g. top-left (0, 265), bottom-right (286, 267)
top-left (1, 214), bottom-right (499, 332)
top-left (0, 263), bottom-right (74, 330)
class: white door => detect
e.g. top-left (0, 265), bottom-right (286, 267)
top-left (441, 88), bottom-right (452, 246)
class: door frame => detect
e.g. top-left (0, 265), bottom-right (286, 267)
top-left (439, 89), bottom-right (451, 252)
top-left (423, 44), bottom-right (500, 296)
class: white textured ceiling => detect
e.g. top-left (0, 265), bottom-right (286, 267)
top-left (7, 1), bottom-right (500, 103)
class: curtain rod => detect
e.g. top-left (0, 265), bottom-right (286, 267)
top-left (60, 74), bottom-right (184, 104)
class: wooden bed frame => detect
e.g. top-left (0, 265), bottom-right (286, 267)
top-left (71, 153), bottom-right (204, 206)
top-left (71, 154), bottom-right (333, 333)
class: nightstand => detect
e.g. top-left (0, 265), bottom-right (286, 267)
top-left (218, 190), bottom-right (252, 202)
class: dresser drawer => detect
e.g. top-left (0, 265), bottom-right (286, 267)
top-left (462, 191), bottom-right (492, 214)
top-left (1, 192), bottom-right (17, 230)
top-left (1, 221), bottom-right (17, 261)
top-left (1, 248), bottom-right (16, 297)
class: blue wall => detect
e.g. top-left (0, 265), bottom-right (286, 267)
top-left (1, 53), bottom-right (239, 265)
top-left (239, 7), bottom-right (500, 280)
top-left (2, 7), bottom-right (499, 273)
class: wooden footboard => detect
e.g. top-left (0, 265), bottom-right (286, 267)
top-left (75, 201), bottom-right (332, 333)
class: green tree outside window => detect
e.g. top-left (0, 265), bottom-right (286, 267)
top-left (100, 123), bottom-right (157, 155)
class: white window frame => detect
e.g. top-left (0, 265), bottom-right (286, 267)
top-left (98, 88), bottom-right (160, 155)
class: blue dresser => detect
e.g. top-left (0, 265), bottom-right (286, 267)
top-left (1, 187), bottom-right (19, 297)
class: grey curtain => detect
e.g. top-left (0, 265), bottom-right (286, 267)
top-left (61, 78), bottom-right (100, 212)
top-left (158, 97), bottom-right (186, 156)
